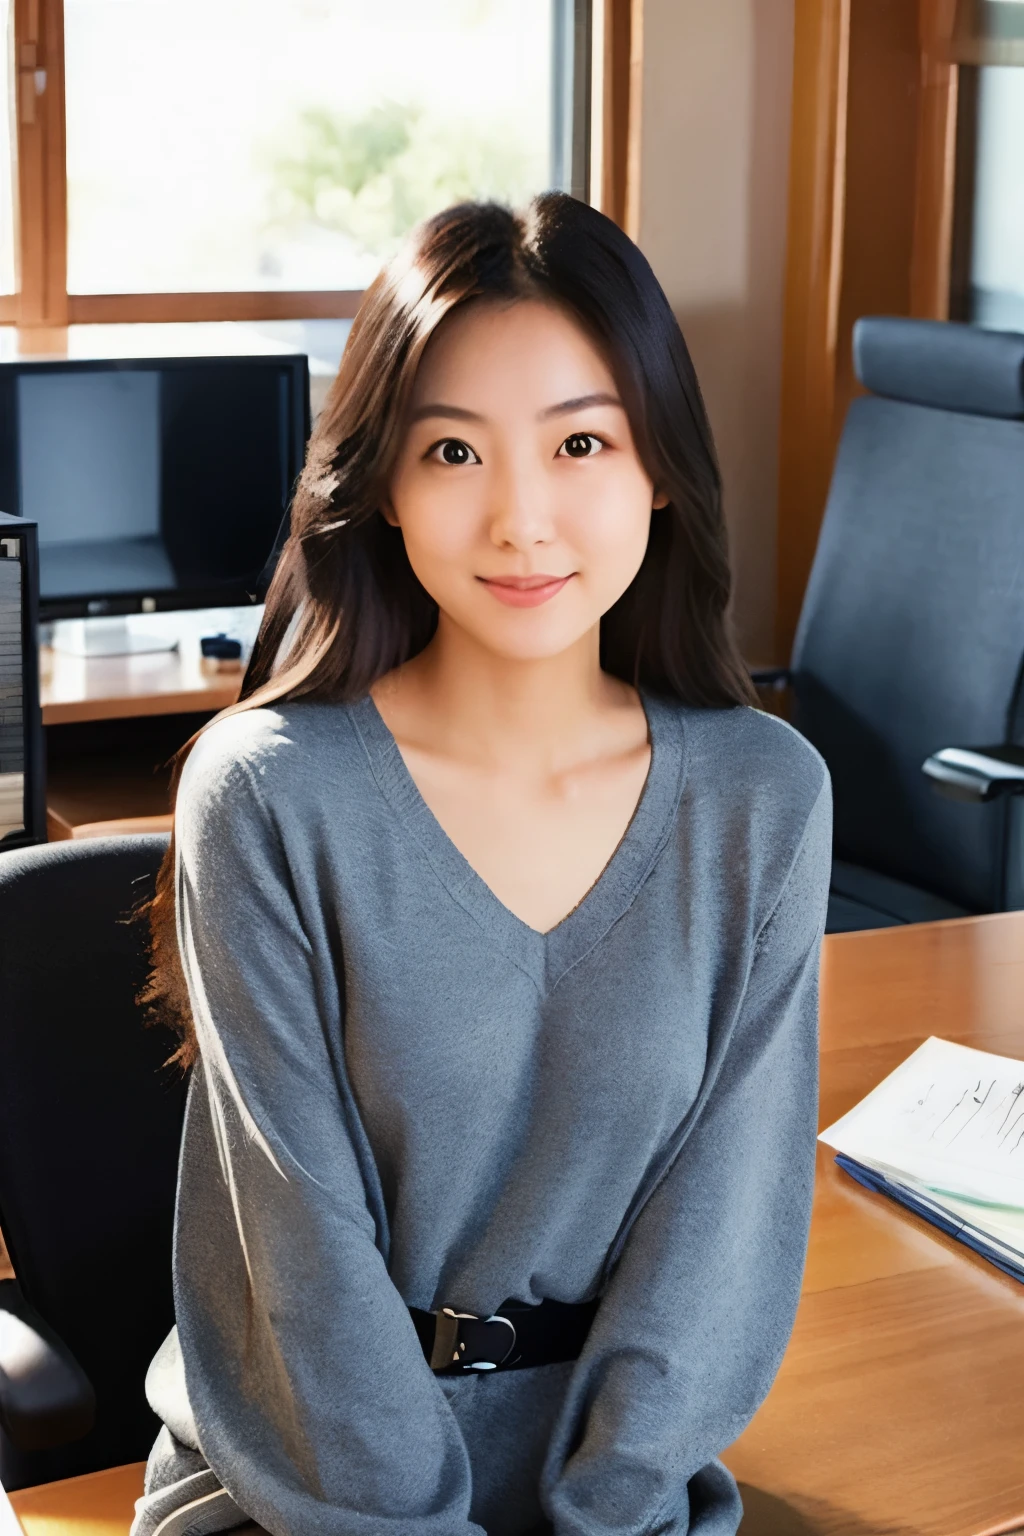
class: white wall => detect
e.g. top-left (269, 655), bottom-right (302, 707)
top-left (635, 0), bottom-right (794, 660)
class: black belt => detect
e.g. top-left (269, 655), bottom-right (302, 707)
top-left (410, 1297), bottom-right (598, 1374)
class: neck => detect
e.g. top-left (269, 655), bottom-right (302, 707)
top-left (384, 614), bottom-right (629, 772)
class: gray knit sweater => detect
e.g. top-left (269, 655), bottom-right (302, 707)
top-left (132, 692), bottom-right (830, 1536)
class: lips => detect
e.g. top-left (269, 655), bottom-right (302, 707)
top-left (477, 574), bottom-right (575, 608)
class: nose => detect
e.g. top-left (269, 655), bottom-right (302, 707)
top-left (486, 453), bottom-right (556, 552)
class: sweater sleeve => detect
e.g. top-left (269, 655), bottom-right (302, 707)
top-left (541, 780), bottom-right (832, 1536)
top-left (171, 737), bottom-right (479, 1536)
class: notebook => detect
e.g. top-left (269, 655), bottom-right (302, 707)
top-left (818, 1035), bottom-right (1024, 1282)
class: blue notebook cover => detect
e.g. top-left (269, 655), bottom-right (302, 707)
top-left (835, 1153), bottom-right (1024, 1285)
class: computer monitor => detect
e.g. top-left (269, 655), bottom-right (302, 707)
top-left (0, 354), bottom-right (310, 621)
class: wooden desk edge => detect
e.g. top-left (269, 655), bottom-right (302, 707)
top-left (42, 686), bottom-right (242, 726)
top-left (824, 908), bottom-right (1024, 946)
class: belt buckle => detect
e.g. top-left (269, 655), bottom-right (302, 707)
top-left (430, 1307), bottom-right (517, 1371)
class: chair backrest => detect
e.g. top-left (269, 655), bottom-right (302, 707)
top-left (792, 318), bottom-right (1024, 913)
top-left (0, 835), bottom-right (185, 1487)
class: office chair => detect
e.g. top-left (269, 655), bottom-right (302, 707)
top-left (755, 317), bottom-right (1024, 933)
top-left (0, 834), bottom-right (184, 1522)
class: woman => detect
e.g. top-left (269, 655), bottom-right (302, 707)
top-left (134, 193), bottom-right (831, 1536)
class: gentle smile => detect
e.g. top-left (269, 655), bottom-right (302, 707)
top-left (477, 574), bottom-right (575, 608)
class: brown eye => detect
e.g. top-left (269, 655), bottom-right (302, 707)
top-left (431, 438), bottom-right (479, 465)
top-left (558, 433), bottom-right (603, 459)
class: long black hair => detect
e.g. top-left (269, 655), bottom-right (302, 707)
top-left (145, 193), bottom-right (755, 1063)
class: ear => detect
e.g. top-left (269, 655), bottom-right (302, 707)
top-left (652, 490), bottom-right (670, 510)
top-left (380, 499), bottom-right (401, 528)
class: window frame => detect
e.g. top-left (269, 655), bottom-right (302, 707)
top-left (7, 0), bottom-right (611, 330)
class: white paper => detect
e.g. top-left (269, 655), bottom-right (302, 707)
top-left (819, 1036), bottom-right (1024, 1211)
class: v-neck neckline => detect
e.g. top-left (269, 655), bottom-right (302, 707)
top-left (349, 689), bottom-right (688, 993)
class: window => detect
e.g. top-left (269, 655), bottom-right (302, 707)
top-left (0, 0), bottom-right (14, 294)
top-left (6, 0), bottom-right (595, 326)
top-left (965, 66), bottom-right (1024, 328)
top-left (947, 0), bottom-right (1024, 328)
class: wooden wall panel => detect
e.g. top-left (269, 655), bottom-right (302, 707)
top-left (834, 0), bottom-right (920, 416)
top-left (775, 0), bottom-right (850, 663)
top-left (776, 0), bottom-right (961, 660)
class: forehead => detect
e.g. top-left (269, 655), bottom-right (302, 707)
top-left (409, 298), bottom-right (616, 405)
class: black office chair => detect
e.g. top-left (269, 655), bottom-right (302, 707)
top-left (756, 318), bottom-right (1024, 933)
top-left (0, 835), bottom-right (185, 1492)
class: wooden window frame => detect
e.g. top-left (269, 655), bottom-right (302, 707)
top-left (947, 61), bottom-right (979, 322)
top-left (595, 0), bottom-right (641, 236)
top-left (7, 0), bottom-right (619, 331)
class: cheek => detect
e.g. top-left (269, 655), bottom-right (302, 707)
top-left (389, 474), bottom-right (478, 566)
top-left (564, 465), bottom-right (653, 572)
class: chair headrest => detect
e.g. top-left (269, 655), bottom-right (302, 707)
top-left (853, 317), bottom-right (1024, 419)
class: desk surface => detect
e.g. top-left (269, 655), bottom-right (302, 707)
top-left (39, 607), bottom-right (257, 725)
top-left (724, 911), bottom-right (1024, 1536)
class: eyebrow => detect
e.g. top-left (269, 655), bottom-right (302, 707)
top-left (539, 391), bottom-right (623, 420)
top-left (408, 391), bottom-right (624, 426)
top-left (408, 403), bottom-right (483, 424)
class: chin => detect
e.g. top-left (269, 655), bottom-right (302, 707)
top-left (436, 601), bottom-right (588, 661)
top-left (486, 640), bottom-right (587, 664)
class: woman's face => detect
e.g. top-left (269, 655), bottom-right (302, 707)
top-left (386, 298), bottom-right (665, 663)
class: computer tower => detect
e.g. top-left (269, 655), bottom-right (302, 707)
top-left (0, 510), bottom-right (44, 847)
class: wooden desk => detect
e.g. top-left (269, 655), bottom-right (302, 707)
top-left (724, 912), bottom-right (1024, 1536)
top-left (39, 607), bottom-right (255, 726)
top-left (39, 608), bottom-right (257, 836)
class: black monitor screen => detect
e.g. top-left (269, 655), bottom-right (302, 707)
top-left (0, 355), bottom-right (309, 618)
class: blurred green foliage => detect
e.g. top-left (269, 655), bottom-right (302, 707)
top-left (267, 101), bottom-right (540, 259)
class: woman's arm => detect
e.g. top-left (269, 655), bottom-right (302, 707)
top-left (171, 728), bottom-right (478, 1536)
top-left (541, 781), bottom-right (832, 1536)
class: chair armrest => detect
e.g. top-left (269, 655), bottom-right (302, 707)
top-left (922, 745), bottom-right (1024, 803)
top-left (749, 666), bottom-right (792, 691)
top-left (0, 1279), bottom-right (95, 1451)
